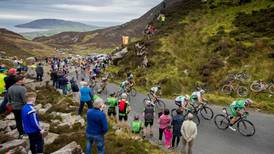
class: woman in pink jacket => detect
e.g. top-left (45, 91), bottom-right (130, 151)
top-left (158, 109), bottom-right (171, 144)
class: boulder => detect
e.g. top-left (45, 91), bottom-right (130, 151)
top-left (0, 139), bottom-right (27, 153)
top-left (35, 104), bottom-right (43, 111)
top-left (6, 129), bottom-right (19, 139)
top-left (5, 114), bottom-right (15, 120)
top-left (7, 146), bottom-right (27, 154)
top-left (44, 133), bottom-right (59, 145)
top-left (39, 103), bottom-right (52, 114)
top-left (51, 141), bottom-right (82, 154)
top-left (40, 122), bottom-right (50, 131)
top-left (0, 120), bottom-right (8, 131)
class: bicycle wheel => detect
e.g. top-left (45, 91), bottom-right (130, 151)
top-left (237, 86), bottom-right (249, 97)
top-left (131, 88), bottom-right (137, 97)
top-left (237, 119), bottom-right (255, 137)
top-left (214, 114), bottom-right (229, 130)
top-left (250, 82), bottom-right (261, 92)
top-left (200, 106), bottom-right (214, 120)
top-left (268, 84), bottom-right (274, 94)
top-left (185, 112), bottom-right (200, 126)
top-left (222, 85), bottom-right (232, 95)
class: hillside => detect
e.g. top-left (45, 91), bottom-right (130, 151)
top-left (0, 28), bottom-right (55, 57)
top-left (109, 0), bottom-right (274, 112)
top-left (33, 1), bottom-right (181, 54)
top-left (16, 19), bottom-right (99, 39)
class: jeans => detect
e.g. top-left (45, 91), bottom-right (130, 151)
top-left (159, 128), bottom-right (165, 141)
top-left (78, 100), bottom-right (92, 115)
top-left (13, 110), bottom-right (24, 135)
top-left (85, 134), bottom-right (105, 154)
top-left (0, 92), bottom-right (8, 113)
top-left (36, 74), bottom-right (43, 81)
top-left (172, 134), bottom-right (181, 147)
top-left (60, 85), bottom-right (67, 95)
top-left (28, 132), bottom-right (44, 154)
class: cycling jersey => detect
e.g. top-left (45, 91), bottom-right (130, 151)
top-left (175, 96), bottom-right (188, 107)
top-left (229, 100), bottom-right (245, 117)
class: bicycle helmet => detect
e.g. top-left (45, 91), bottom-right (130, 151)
top-left (146, 100), bottom-right (152, 105)
top-left (245, 99), bottom-right (253, 106)
top-left (157, 85), bottom-right (161, 90)
top-left (199, 89), bottom-right (205, 95)
top-left (8, 68), bottom-right (17, 75)
top-left (184, 95), bottom-right (190, 101)
top-left (121, 93), bottom-right (127, 99)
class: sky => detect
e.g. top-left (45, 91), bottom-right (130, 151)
top-left (0, 0), bottom-right (162, 29)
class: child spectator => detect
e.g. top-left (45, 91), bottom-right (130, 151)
top-left (131, 115), bottom-right (142, 134)
top-left (21, 92), bottom-right (44, 154)
top-left (158, 109), bottom-right (171, 144)
top-left (164, 125), bottom-right (173, 149)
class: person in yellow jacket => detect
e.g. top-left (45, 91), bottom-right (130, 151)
top-left (0, 70), bottom-right (7, 94)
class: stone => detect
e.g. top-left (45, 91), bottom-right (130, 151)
top-left (6, 129), bottom-right (19, 139)
top-left (35, 104), bottom-right (43, 111)
top-left (8, 120), bottom-right (17, 130)
top-left (5, 114), bottom-right (15, 120)
top-left (40, 122), bottom-right (50, 131)
top-left (0, 120), bottom-right (8, 131)
top-left (51, 141), bottom-right (82, 154)
top-left (7, 146), bottom-right (27, 154)
top-left (0, 139), bottom-right (27, 153)
top-left (44, 133), bottom-right (59, 145)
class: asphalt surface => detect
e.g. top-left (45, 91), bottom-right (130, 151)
top-left (69, 68), bottom-right (274, 154)
top-left (101, 84), bottom-right (274, 154)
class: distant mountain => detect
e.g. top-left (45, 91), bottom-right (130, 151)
top-left (15, 19), bottom-right (98, 29)
top-left (0, 28), bottom-right (55, 57)
top-left (33, 1), bottom-right (172, 51)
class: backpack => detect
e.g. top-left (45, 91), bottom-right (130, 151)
top-left (71, 83), bottom-right (79, 92)
top-left (119, 100), bottom-right (127, 113)
top-left (144, 105), bottom-right (154, 121)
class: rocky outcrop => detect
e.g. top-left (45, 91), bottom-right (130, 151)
top-left (51, 141), bottom-right (83, 154)
top-left (0, 139), bottom-right (27, 153)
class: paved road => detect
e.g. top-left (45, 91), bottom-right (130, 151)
top-left (103, 84), bottom-right (274, 154)
top-left (68, 67), bottom-right (274, 154)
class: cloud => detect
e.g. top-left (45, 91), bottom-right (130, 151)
top-left (0, 13), bottom-right (34, 20)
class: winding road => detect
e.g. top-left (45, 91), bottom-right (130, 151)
top-left (102, 84), bottom-right (274, 154)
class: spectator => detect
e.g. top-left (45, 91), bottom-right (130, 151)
top-left (0, 69), bottom-right (17, 113)
top-left (118, 93), bottom-right (131, 125)
top-left (71, 79), bottom-right (80, 103)
top-left (35, 63), bottom-right (44, 81)
top-left (143, 100), bottom-right (155, 137)
top-left (131, 115), bottom-right (142, 134)
top-left (58, 75), bottom-right (68, 95)
top-left (105, 93), bottom-right (118, 118)
top-left (80, 78), bottom-right (87, 88)
top-left (158, 109), bottom-right (171, 144)
top-left (0, 69), bottom-right (6, 94)
top-left (8, 75), bottom-right (27, 137)
top-left (50, 70), bottom-right (58, 88)
top-left (164, 125), bottom-right (172, 149)
top-left (86, 98), bottom-right (108, 154)
top-left (171, 109), bottom-right (184, 148)
top-left (181, 113), bottom-right (198, 154)
top-left (22, 92), bottom-right (44, 154)
top-left (79, 83), bottom-right (93, 115)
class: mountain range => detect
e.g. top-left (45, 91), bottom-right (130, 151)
top-left (15, 19), bottom-right (100, 39)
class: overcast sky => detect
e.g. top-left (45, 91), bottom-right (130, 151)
top-left (0, 0), bottom-right (162, 27)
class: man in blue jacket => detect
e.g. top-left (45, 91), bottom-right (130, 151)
top-left (79, 83), bottom-right (93, 115)
top-left (21, 92), bottom-right (44, 154)
top-left (86, 98), bottom-right (108, 154)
